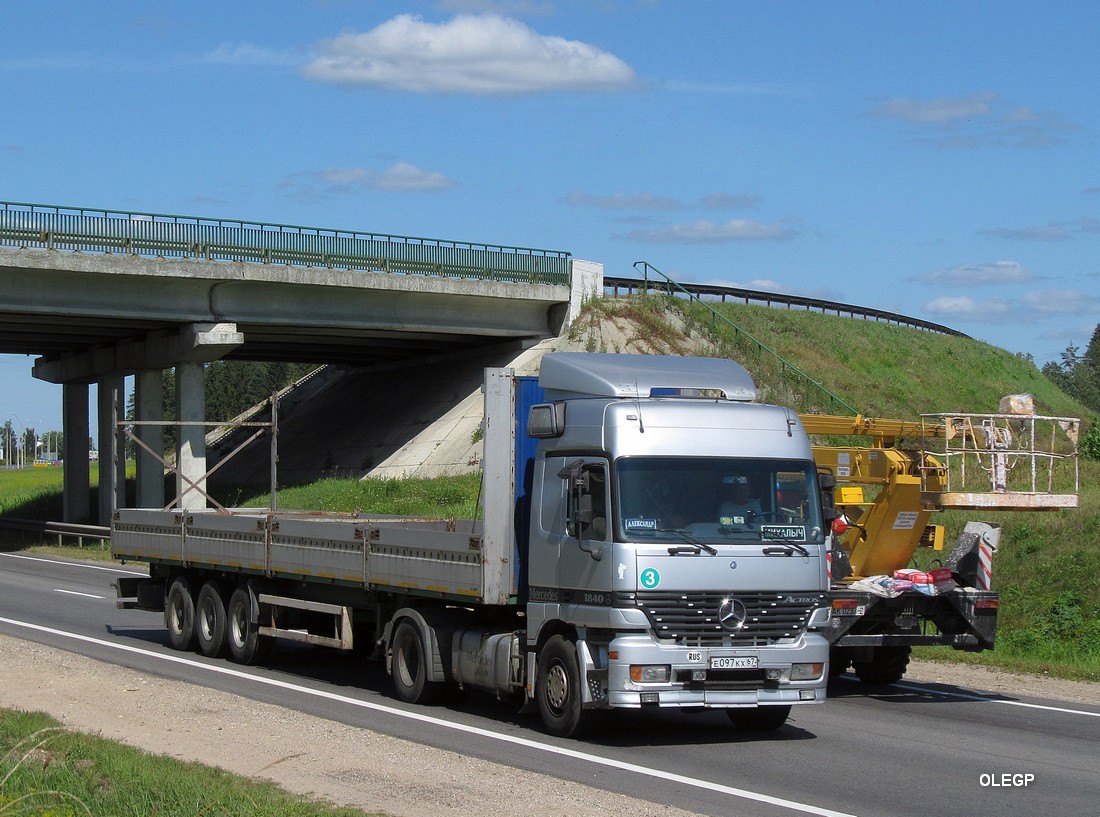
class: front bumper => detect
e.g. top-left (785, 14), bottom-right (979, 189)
top-left (600, 632), bottom-right (829, 709)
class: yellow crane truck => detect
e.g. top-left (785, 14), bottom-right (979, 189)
top-left (803, 407), bottom-right (1080, 684)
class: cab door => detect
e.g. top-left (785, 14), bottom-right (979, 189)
top-left (557, 458), bottom-right (614, 608)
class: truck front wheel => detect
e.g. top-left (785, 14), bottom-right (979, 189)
top-left (391, 620), bottom-right (443, 705)
top-left (166, 576), bottom-right (196, 651)
top-left (536, 635), bottom-right (597, 739)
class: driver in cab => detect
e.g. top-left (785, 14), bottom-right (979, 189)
top-left (719, 475), bottom-right (762, 525)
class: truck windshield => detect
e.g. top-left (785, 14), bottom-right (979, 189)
top-left (616, 457), bottom-right (825, 544)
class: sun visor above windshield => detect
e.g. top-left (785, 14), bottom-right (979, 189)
top-left (538, 352), bottom-right (758, 402)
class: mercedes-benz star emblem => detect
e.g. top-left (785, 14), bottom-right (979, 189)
top-left (717, 597), bottom-right (748, 632)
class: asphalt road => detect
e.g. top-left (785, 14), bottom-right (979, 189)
top-left (1, 551), bottom-right (1098, 817)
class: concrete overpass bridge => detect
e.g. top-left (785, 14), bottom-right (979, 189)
top-left (0, 201), bottom-right (600, 522)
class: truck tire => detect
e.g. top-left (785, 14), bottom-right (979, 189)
top-left (727, 705), bottom-right (791, 731)
top-left (852, 645), bottom-right (911, 685)
top-left (196, 581), bottom-right (228, 658)
top-left (227, 585), bottom-right (273, 666)
top-left (166, 576), bottom-right (196, 652)
top-left (391, 619), bottom-right (443, 705)
top-left (536, 635), bottom-right (598, 739)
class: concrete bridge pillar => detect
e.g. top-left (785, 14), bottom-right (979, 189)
top-left (61, 384), bottom-right (90, 523)
top-left (175, 362), bottom-right (207, 509)
top-left (134, 369), bottom-right (165, 508)
top-left (96, 377), bottom-right (126, 525)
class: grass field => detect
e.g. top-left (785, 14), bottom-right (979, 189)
top-left (0, 709), bottom-right (386, 817)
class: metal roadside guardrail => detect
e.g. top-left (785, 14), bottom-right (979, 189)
top-left (0, 517), bottom-right (110, 548)
top-left (0, 200), bottom-right (572, 286)
top-left (605, 273), bottom-right (968, 338)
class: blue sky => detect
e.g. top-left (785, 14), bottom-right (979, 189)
top-left (3, 0), bottom-right (1099, 434)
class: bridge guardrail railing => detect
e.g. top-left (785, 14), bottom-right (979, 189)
top-left (604, 275), bottom-right (968, 338)
top-left (0, 201), bottom-right (572, 287)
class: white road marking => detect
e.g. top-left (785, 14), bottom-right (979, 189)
top-left (52, 589), bottom-right (105, 599)
top-left (0, 616), bottom-right (855, 817)
top-left (0, 552), bottom-right (145, 575)
top-left (892, 680), bottom-right (1100, 718)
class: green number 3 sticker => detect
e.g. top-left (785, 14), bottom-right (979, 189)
top-left (640, 567), bottom-right (661, 589)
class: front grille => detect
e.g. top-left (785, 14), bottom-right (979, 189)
top-left (616, 590), bottom-right (825, 646)
top-left (675, 668), bottom-right (767, 689)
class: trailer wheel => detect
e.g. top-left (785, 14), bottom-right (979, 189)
top-left (196, 581), bottom-right (228, 658)
top-left (727, 705), bottom-right (791, 731)
top-left (391, 620), bottom-right (443, 705)
top-left (166, 576), bottom-right (196, 651)
top-left (536, 635), bottom-right (597, 739)
top-left (227, 586), bottom-right (273, 666)
top-left (852, 645), bottom-right (911, 685)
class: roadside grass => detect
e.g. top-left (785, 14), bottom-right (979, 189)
top-left (0, 465), bottom-right (70, 520)
top-left (236, 472), bottom-right (484, 519)
top-left (0, 708), bottom-right (387, 817)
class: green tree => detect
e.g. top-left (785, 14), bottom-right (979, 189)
top-left (1045, 327), bottom-right (1100, 412)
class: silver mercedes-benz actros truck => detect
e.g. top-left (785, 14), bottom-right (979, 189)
top-left (114, 352), bottom-right (834, 738)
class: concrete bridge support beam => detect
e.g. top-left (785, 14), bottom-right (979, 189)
top-left (175, 362), bottom-right (207, 510)
top-left (97, 377), bottom-right (126, 525)
top-left (134, 369), bottom-right (165, 509)
top-left (61, 384), bottom-right (90, 523)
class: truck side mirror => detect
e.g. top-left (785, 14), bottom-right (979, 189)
top-left (817, 469), bottom-right (838, 523)
top-left (560, 461), bottom-right (603, 561)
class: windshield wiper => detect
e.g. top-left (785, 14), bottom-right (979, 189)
top-left (658, 528), bottom-right (718, 555)
top-left (761, 531), bottom-right (810, 557)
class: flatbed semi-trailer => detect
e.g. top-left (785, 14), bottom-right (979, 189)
top-left (115, 353), bottom-right (836, 737)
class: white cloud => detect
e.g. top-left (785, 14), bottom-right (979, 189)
top-left (868, 92), bottom-right (1077, 148)
top-left (923, 296), bottom-right (1013, 320)
top-left (1020, 289), bottom-right (1100, 315)
top-left (372, 162), bottom-right (456, 191)
top-left (280, 163), bottom-right (456, 199)
top-left (199, 43), bottom-right (302, 66)
top-left (871, 93), bottom-right (996, 124)
top-left (301, 14), bottom-right (637, 95)
top-left (979, 217), bottom-right (1100, 241)
top-left (979, 226), bottom-right (1071, 241)
top-left (701, 193), bottom-right (761, 210)
top-left (564, 190), bottom-right (761, 212)
top-left (911, 261), bottom-right (1032, 286)
top-left (694, 276), bottom-right (843, 302)
top-left (621, 218), bottom-right (795, 243)
top-left (563, 191), bottom-right (681, 210)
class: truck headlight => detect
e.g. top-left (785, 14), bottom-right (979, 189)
top-left (629, 664), bottom-right (671, 683)
top-left (791, 662), bottom-right (824, 681)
